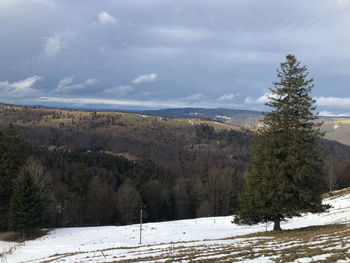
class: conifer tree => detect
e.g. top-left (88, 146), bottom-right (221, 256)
top-left (70, 164), bottom-right (90, 226)
top-left (24, 157), bottom-right (54, 225)
top-left (8, 169), bottom-right (43, 237)
top-left (0, 124), bottom-right (28, 230)
top-left (234, 55), bottom-right (328, 230)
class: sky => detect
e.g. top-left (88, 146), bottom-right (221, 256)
top-left (0, 0), bottom-right (349, 115)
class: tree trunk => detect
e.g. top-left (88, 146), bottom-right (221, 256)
top-left (273, 217), bottom-right (281, 231)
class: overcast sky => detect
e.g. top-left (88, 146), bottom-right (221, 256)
top-left (0, 0), bottom-right (349, 114)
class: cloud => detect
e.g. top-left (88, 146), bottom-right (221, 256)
top-left (244, 93), bottom-right (271, 104)
top-left (103, 85), bottom-right (133, 96)
top-left (183, 93), bottom-right (203, 101)
top-left (316, 96), bottom-right (350, 108)
top-left (36, 94), bottom-right (241, 109)
top-left (243, 94), bottom-right (350, 112)
top-left (151, 26), bottom-right (212, 43)
top-left (218, 93), bottom-right (235, 101)
top-left (2, 0), bottom-right (350, 112)
top-left (54, 76), bottom-right (98, 93)
top-left (0, 76), bottom-right (42, 99)
top-left (56, 76), bottom-right (74, 91)
top-left (37, 96), bottom-right (183, 109)
top-left (319, 110), bottom-right (350, 117)
top-left (42, 32), bottom-right (75, 57)
top-left (43, 34), bottom-right (63, 57)
top-left (132, 73), bottom-right (157, 84)
top-left (140, 91), bottom-right (152, 97)
top-left (96, 11), bottom-right (117, 25)
top-left (0, 0), bottom-right (53, 8)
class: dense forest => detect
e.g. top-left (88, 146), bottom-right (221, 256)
top-left (0, 124), bottom-right (243, 231)
top-left (1, 103), bottom-right (350, 233)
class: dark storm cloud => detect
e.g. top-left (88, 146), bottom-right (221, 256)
top-left (0, 0), bottom-right (349, 114)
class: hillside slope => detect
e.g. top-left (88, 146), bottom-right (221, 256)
top-left (2, 188), bottom-right (350, 262)
top-left (140, 107), bottom-right (350, 147)
top-left (0, 103), bottom-right (252, 179)
top-left (1, 104), bottom-right (350, 176)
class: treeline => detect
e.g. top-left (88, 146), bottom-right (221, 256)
top-left (0, 124), bottom-right (244, 236)
top-left (37, 148), bottom-right (244, 226)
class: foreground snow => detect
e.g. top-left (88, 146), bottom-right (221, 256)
top-left (1, 189), bottom-right (350, 263)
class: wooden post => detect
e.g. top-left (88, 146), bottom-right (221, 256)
top-left (139, 209), bottom-right (143, 245)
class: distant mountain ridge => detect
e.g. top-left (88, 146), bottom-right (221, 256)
top-left (140, 108), bottom-right (261, 117)
top-left (1, 101), bottom-right (350, 146)
top-left (140, 108), bottom-right (262, 128)
top-left (139, 108), bottom-right (350, 146)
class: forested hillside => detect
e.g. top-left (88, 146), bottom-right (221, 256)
top-left (1, 103), bottom-right (350, 230)
top-left (140, 107), bottom-right (350, 146)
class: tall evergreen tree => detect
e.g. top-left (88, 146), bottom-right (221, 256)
top-left (234, 55), bottom-right (328, 230)
top-left (0, 124), bottom-right (28, 230)
top-left (70, 164), bottom-right (90, 226)
top-left (8, 169), bottom-right (43, 237)
top-left (24, 157), bottom-right (54, 226)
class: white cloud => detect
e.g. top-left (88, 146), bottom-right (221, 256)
top-left (243, 94), bottom-right (350, 112)
top-left (43, 34), bottom-right (63, 57)
top-left (218, 93), bottom-right (235, 101)
top-left (97, 11), bottom-right (117, 25)
top-left (132, 73), bottom-right (157, 84)
top-left (244, 93), bottom-right (271, 104)
top-left (103, 85), bottom-right (133, 96)
top-left (54, 76), bottom-right (98, 93)
top-left (316, 96), bottom-right (350, 108)
top-left (319, 111), bottom-right (334, 116)
top-left (319, 110), bottom-right (350, 117)
top-left (43, 32), bottom-right (75, 57)
top-left (37, 97), bottom-right (182, 109)
top-left (56, 76), bottom-right (74, 91)
top-left (0, 76), bottom-right (42, 99)
top-left (36, 95), bottom-right (242, 109)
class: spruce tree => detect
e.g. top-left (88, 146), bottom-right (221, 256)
top-left (8, 169), bottom-right (43, 237)
top-left (234, 55), bottom-right (328, 230)
top-left (70, 164), bottom-right (90, 226)
top-left (0, 124), bottom-right (28, 230)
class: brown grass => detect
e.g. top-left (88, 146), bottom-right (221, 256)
top-left (0, 232), bottom-right (19, 242)
top-left (0, 229), bottom-right (49, 242)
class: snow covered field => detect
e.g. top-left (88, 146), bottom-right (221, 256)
top-left (1, 189), bottom-right (350, 263)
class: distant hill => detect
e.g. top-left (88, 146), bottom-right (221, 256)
top-left (0, 103), bottom-right (253, 179)
top-left (140, 108), bottom-right (350, 146)
top-left (0, 103), bottom-right (349, 169)
top-left (140, 108), bottom-right (262, 128)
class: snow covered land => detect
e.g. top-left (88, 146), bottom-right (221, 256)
top-left (2, 189), bottom-right (350, 263)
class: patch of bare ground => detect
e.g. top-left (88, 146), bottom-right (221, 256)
top-left (0, 229), bottom-right (49, 242)
top-left (326, 187), bottom-right (350, 199)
